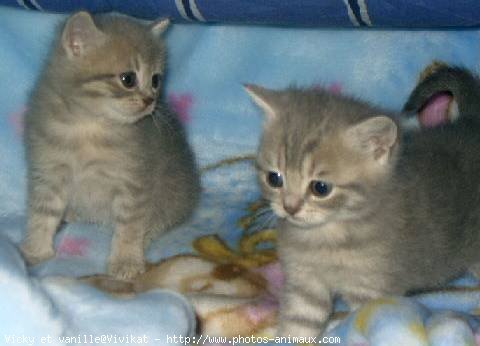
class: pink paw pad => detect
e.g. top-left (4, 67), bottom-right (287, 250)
top-left (57, 236), bottom-right (91, 258)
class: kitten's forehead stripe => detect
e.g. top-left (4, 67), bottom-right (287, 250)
top-left (301, 139), bottom-right (320, 159)
top-left (301, 137), bottom-right (322, 177)
top-left (278, 136), bottom-right (286, 171)
top-left (285, 121), bottom-right (306, 172)
top-left (305, 155), bottom-right (315, 177)
top-left (282, 106), bottom-right (335, 176)
top-left (314, 170), bottom-right (330, 177)
top-left (130, 55), bottom-right (138, 73)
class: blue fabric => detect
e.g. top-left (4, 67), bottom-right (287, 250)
top-left (1, 0), bottom-right (480, 27)
top-left (2, 5), bottom-right (480, 345)
top-left (0, 234), bottom-right (195, 345)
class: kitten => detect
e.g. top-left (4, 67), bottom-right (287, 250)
top-left (245, 84), bottom-right (480, 337)
top-left (403, 62), bottom-right (480, 123)
top-left (20, 12), bottom-right (200, 279)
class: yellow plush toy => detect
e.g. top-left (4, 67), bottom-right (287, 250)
top-left (83, 199), bottom-right (281, 337)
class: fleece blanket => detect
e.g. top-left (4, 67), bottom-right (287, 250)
top-left (2, 5), bottom-right (480, 346)
top-left (1, 0), bottom-right (480, 27)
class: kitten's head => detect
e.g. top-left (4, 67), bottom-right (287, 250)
top-left (245, 85), bottom-right (398, 227)
top-left (51, 12), bottom-right (170, 124)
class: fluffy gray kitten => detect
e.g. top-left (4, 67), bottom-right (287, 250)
top-left (21, 12), bottom-right (200, 279)
top-left (245, 84), bottom-right (480, 337)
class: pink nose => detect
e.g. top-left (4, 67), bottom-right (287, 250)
top-left (283, 201), bottom-right (302, 216)
top-left (143, 97), bottom-right (154, 106)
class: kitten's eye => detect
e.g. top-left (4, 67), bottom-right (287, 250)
top-left (152, 73), bottom-right (161, 89)
top-left (267, 171), bottom-right (283, 188)
top-left (310, 180), bottom-right (332, 197)
top-left (120, 71), bottom-right (137, 89)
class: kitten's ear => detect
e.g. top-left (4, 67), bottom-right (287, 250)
top-left (344, 116), bottom-right (398, 165)
top-left (150, 18), bottom-right (170, 37)
top-left (62, 11), bottom-right (105, 58)
top-left (243, 84), bottom-right (278, 121)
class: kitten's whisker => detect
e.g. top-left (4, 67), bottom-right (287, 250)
top-left (252, 207), bottom-right (272, 218)
top-left (250, 212), bottom-right (276, 233)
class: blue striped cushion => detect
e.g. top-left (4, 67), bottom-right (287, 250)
top-left (1, 0), bottom-right (479, 27)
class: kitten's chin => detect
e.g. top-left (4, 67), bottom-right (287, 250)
top-left (126, 105), bottom-right (156, 121)
top-left (138, 104), bottom-right (155, 117)
top-left (270, 203), bottom-right (326, 228)
top-left (281, 214), bottom-right (330, 229)
top-left (285, 217), bottom-right (318, 228)
top-left (121, 106), bottom-right (155, 123)
top-left (108, 111), bottom-right (150, 124)
top-left (104, 104), bottom-right (155, 124)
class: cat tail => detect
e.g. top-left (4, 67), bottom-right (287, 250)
top-left (403, 63), bottom-right (480, 125)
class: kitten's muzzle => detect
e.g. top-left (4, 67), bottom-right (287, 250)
top-left (142, 97), bottom-right (154, 107)
top-left (283, 198), bottom-right (303, 216)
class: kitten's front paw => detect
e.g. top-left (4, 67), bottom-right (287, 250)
top-left (108, 259), bottom-right (145, 280)
top-left (20, 241), bottom-right (55, 265)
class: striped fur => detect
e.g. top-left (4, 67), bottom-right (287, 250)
top-left (246, 85), bottom-right (480, 337)
top-left (21, 12), bottom-right (200, 280)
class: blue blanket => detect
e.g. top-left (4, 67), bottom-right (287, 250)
top-left (2, 5), bottom-right (480, 346)
top-left (0, 0), bottom-right (480, 27)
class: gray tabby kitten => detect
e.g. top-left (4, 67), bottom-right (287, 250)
top-left (21, 12), bottom-right (200, 279)
top-left (245, 84), bottom-right (480, 337)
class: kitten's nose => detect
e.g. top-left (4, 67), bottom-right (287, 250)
top-left (143, 97), bottom-right (154, 106)
top-left (283, 198), bottom-right (303, 216)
